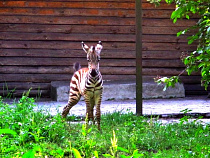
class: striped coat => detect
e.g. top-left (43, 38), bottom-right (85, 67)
top-left (62, 41), bottom-right (103, 130)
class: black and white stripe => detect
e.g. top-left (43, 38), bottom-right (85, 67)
top-left (62, 41), bottom-right (103, 130)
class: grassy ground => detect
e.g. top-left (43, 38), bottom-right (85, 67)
top-left (0, 94), bottom-right (210, 158)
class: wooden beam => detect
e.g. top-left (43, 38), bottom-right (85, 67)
top-left (136, 0), bottom-right (142, 115)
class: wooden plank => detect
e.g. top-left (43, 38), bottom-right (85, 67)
top-left (0, 57), bottom-right (136, 66)
top-left (2, 0), bottom-right (134, 2)
top-left (143, 68), bottom-right (188, 76)
top-left (0, 15), bottom-right (135, 25)
top-left (0, 24), bottom-right (195, 35)
top-left (143, 19), bottom-right (198, 27)
top-left (0, 49), bottom-right (136, 58)
top-left (1, 74), bottom-right (202, 85)
top-left (143, 43), bottom-right (197, 51)
top-left (143, 27), bottom-right (192, 35)
top-left (5, 0), bottom-right (162, 2)
top-left (180, 76), bottom-right (202, 84)
top-left (143, 10), bottom-right (199, 19)
top-left (0, 8), bottom-right (186, 19)
top-left (0, 32), bottom-right (135, 42)
top-left (143, 76), bottom-right (203, 84)
top-left (0, 24), bottom-right (196, 35)
top-left (143, 35), bottom-right (189, 43)
top-left (0, 49), bottom-right (187, 59)
top-left (0, 66), bottom-right (136, 75)
top-left (0, 8), bottom-right (135, 18)
top-left (142, 59), bottom-right (185, 68)
top-left (0, 82), bottom-right (50, 90)
top-left (0, 66), bottom-right (198, 76)
top-left (0, 57), bottom-right (186, 67)
top-left (143, 3), bottom-right (175, 9)
top-left (0, 89), bottom-right (50, 97)
top-left (0, 34), bottom-right (191, 46)
top-left (0, 1), bottom-right (135, 9)
top-left (0, 15), bottom-right (197, 26)
top-left (0, 1), bottom-right (174, 9)
top-left (0, 41), bottom-right (197, 51)
top-left (2, 0), bottom-right (148, 2)
top-left (145, 68), bottom-right (200, 76)
top-left (0, 74), bottom-right (136, 82)
top-left (143, 10), bottom-right (172, 18)
top-left (0, 33), bottom-right (191, 43)
top-left (0, 74), bottom-right (72, 82)
top-left (1, 74), bottom-right (203, 83)
top-left (0, 66), bottom-right (72, 74)
top-left (0, 41), bottom-right (135, 50)
top-left (0, 32), bottom-right (192, 44)
top-left (0, 24), bottom-right (135, 34)
top-left (143, 51), bottom-right (182, 59)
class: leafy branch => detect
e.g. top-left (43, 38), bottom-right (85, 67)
top-left (149, 0), bottom-right (210, 90)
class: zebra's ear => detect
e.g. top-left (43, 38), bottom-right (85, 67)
top-left (81, 41), bottom-right (89, 53)
top-left (96, 41), bottom-right (103, 55)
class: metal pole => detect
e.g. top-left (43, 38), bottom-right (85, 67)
top-left (136, 0), bottom-right (143, 115)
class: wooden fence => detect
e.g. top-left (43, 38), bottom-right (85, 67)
top-left (0, 0), bottom-right (207, 98)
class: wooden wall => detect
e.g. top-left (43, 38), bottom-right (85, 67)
top-left (0, 0), bottom-right (207, 98)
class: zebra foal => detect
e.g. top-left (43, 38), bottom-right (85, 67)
top-left (62, 41), bottom-right (103, 130)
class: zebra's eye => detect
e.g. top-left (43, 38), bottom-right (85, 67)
top-left (87, 58), bottom-right (91, 62)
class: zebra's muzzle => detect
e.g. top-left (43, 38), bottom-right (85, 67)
top-left (90, 69), bottom-right (97, 77)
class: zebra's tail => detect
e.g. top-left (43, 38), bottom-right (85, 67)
top-left (73, 62), bottom-right (81, 72)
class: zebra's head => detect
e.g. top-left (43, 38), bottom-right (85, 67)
top-left (82, 41), bottom-right (103, 77)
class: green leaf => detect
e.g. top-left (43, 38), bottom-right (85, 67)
top-left (0, 129), bottom-right (17, 137)
top-left (94, 151), bottom-right (99, 158)
top-left (117, 146), bottom-right (129, 153)
top-left (87, 128), bottom-right (92, 134)
top-left (72, 148), bottom-right (82, 158)
top-left (103, 154), bottom-right (112, 157)
top-left (177, 29), bottom-right (188, 37)
top-left (177, 31), bottom-right (183, 37)
top-left (198, 62), bottom-right (205, 69)
top-left (22, 150), bottom-right (35, 158)
top-left (201, 70), bottom-right (206, 77)
top-left (165, 0), bottom-right (173, 4)
top-left (171, 8), bottom-right (183, 23)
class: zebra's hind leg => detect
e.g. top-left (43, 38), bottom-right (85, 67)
top-left (62, 93), bottom-right (81, 118)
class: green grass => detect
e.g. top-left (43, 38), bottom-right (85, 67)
top-left (0, 93), bottom-right (210, 158)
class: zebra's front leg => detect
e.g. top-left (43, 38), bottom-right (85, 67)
top-left (84, 91), bottom-right (94, 123)
top-left (95, 89), bottom-right (103, 130)
top-left (90, 99), bottom-right (95, 124)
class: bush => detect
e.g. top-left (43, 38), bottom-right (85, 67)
top-left (151, 0), bottom-right (210, 90)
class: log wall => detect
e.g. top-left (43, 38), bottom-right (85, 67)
top-left (0, 0), bottom-right (207, 98)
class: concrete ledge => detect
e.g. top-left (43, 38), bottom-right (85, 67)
top-left (51, 81), bottom-right (185, 101)
top-left (143, 82), bottom-right (185, 99)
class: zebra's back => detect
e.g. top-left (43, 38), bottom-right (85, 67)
top-left (71, 67), bottom-right (89, 96)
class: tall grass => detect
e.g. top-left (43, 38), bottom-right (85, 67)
top-left (0, 93), bottom-right (210, 157)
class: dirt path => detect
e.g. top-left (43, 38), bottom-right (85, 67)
top-left (36, 96), bottom-right (210, 116)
